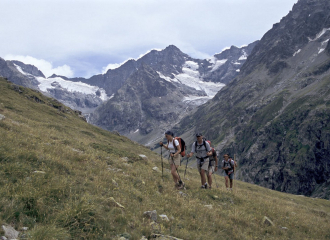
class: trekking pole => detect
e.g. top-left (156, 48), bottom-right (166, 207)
top-left (184, 156), bottom-right (190, 179)
top-left (234, 154), bottom-right (236, 192)
top-left (161, 146), bottom-right (163, 181)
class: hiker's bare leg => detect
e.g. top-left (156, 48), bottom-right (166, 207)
top-left (207, 172), bottom-right (212, 188)
top-left (230, 179), bottom-right (233, 188)
top-left (225, 176), bottom-right (229, 188)
top-left (200, 169), bottom-right (206, 185)
top-left (171, 164), bottom-right (179, 183)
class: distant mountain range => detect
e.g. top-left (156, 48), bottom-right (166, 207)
top-left (0, 41), bottom-right (258, 144)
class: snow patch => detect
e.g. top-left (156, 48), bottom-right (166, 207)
top-left (36, 76), bottom-right (109, 101)
top-left (157, 71), bottom-right (178, 83)
top-left (13, 64), bottom-right (27, 75)
top-left (173, 61), bottom-right (225, 98)
top-left (309, 28), bottom-right (330, 42)
top-left (134, 129), bottom-right (139, 133)
top-left (293, 49), bottom-right (301, 57)
top-left (236, 69), bottom-right (240, 72)
top-left (322, 39), bottom-right (329, 45)
top-left (318, 48), bottom-right (325, 54)
top-left (233, 61), bottom-right (241, 65)
top-left (238, 50), bottom-right (248, 60)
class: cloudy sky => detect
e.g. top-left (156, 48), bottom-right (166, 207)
top-left (0, 0), bottom-right (298, 78)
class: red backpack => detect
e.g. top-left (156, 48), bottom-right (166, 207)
top-left (168, 137), bottom-right (186, 157)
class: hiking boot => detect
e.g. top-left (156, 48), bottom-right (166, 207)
top-left (177, 182), bottom-right (185, 190)
top-left (204, 183), bottom-right (208, 189)
top-left (201, 185), bottom-right (205, 189)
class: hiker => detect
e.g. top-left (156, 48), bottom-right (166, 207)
top-left (159, 131), bottom-right (184, 189)
top-left (206, 141), bottom-right (218, 189)
top-left (222, 154), bottom-right (235, 190)
top-left (186, 133), bottom-right (212, 189)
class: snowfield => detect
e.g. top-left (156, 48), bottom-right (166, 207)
top-left (36, 76), bottom-right (109, 101)
top-left (157, 60), bottom-right (225, 105)
top-left (13, 63), bottom-right (109, 102)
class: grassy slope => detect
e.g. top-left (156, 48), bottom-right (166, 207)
top-left (0, 77), bottom-right (330, 240)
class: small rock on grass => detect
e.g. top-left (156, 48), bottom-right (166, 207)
top-left (159, 214), bottom-right (169, 221)
top-left (33, 171), bottom-right (46, 174)
top-left (139, 154), bottom-right (147, 159)
top-left (152, 167), bottom-right (160, 172)
top-left (204, 205), bottom-right (213, 209)
top-left (0, 114), bottom-right (5, 121)
top-left (2, 225), bottom-right (19, 239)
top-left (262, 216), bottom-right (275, 226)
top-left (143, 210), bottom-right (157, 221)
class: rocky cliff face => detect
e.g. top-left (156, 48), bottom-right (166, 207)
top-left (175, 0), bottom-right (330, 199)
top-left (0, 58), bottom-right (39, 89)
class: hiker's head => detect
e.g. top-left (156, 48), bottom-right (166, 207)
top-left (196, 133), bottom-right (203, 140)
top-left (223, 154), bottom-right (229, 160)
top-left (165, 130), bottom-right (174, 140)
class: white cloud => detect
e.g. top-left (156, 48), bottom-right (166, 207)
top-left (101, 63), bottom-right (121, 74)
top-left (4, 55), bottom-right (74, 78)
top-left (0, 0), bottom-right (298, 77)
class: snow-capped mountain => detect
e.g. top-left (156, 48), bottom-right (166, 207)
top-left (88, 43), bottom-right (258, 145)
top-left (0, 59), bottom-right (109, 113)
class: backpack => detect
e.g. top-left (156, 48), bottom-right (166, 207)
top-left (168, 137), bottom-right (186, 157)
top-left (223, 159), bottom-right (234, 172)
top-left (194, 140), bottom-right (208, 153)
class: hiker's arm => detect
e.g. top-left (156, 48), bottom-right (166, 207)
top-left (172, 145), bottom-right (181, 157)
top-left (159, 142), bottom-right (169, 150)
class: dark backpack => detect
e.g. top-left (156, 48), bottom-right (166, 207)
top-left (223, 159), bottom-right (234, 172)
top-left (168, 137), bottom-right (186, 157)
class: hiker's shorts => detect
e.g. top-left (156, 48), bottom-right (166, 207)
top-left (206, 166), bottom-right (215, 175)
top-left (197, 158), bottom-right (209, 172)
top-left (169, 154), bottom-right (181, 166)
top-left (223, 171), bottom-right (234, 180)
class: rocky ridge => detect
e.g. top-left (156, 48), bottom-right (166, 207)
top-left (174, 0), bottom-right (330, 199)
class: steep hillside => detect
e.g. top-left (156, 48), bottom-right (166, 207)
top-left (174, 0), bottom-right (330, 199)
top-left (1, 77), bottom-right (330, 240)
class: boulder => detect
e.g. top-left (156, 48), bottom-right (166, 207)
top-left (1, 225), bottom-right (19, 239)
top-left (143, 210), bottom-right (157, 222)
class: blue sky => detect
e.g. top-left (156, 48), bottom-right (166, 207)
top-left (0, 0), bottom-right (298, 78)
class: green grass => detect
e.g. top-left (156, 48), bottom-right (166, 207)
top-left (0, 78), bottom-right (330, 239)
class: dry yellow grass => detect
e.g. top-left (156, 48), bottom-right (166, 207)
top-left (0, 77), bottom-right (329, 240)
